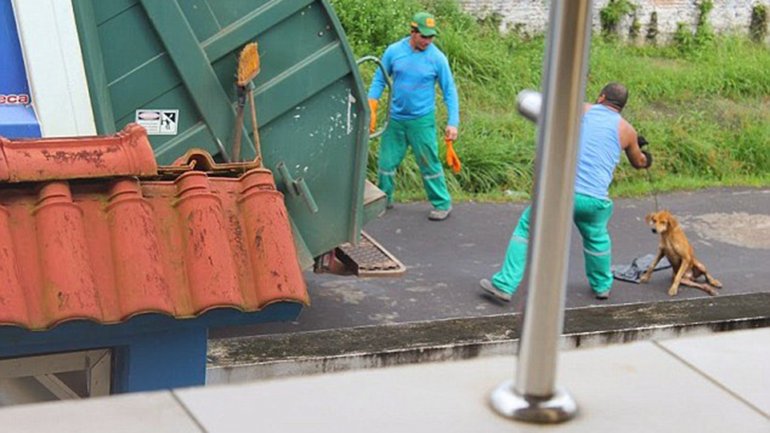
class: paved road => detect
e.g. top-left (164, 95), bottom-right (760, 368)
top-left (212, 187), bottom-right (770, 338)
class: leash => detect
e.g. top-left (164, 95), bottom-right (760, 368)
top-left (644, 166), bottom-right (659, 212)
top-left (637, 135), bottom-right (659, 212)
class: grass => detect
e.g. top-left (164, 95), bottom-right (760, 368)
top-left (331, 0), bottom-right (770, 203)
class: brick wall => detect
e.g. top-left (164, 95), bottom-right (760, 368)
top-left (459, 0), bottom-right (770, 42)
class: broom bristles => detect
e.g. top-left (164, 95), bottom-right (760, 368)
top-left (237, 42), bottom-right (260, 86)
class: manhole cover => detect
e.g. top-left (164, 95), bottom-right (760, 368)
top-left (336, 231), bottom-right (406, 276)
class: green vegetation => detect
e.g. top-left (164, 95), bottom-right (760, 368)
top-left (600, 0), bottom-right (637, 39)
top-left (629, 12), bottom-right (642, 42)
top-left (750, 3), bottom-right (768, 42)
top-left (673, 0), bottom-right (715, 52)
top-left (645, 11), bottom-right (659, 45)
top-left (332, 0), bottom-right (770, 203)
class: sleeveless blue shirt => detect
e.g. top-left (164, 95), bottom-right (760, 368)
top-left (574, 105), bottom-right (623, 200)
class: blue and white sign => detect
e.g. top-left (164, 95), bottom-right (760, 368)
top-left (0, 0), bottom-right (41, 138)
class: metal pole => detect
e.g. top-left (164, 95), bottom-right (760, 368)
top-left (490, 0), bottom-right (593, 424)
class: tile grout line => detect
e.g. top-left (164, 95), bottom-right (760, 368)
top-left (170, 391), bottom-right (210, 433)
top-left (652, 340), bottom-right (769, 421)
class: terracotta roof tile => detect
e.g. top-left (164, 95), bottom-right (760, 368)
top-left (0, 124), bottom-right (157, 183)
top-left (0, 128), bottom-right (308, 331)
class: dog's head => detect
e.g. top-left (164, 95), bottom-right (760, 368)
top-left (644, 210), bottom-right (678, 235)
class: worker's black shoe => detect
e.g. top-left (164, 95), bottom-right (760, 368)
top-left (480, 279), bottom-right (512, 302)
top-left (595, 290), bottom-right (611, 300)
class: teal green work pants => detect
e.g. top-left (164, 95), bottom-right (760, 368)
top-left (491, 193), bottom-right (614, 295)
top-left (377, 113), bottom-right (451, 210)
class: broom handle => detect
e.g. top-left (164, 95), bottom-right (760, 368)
top-left (248, 87), bottom-right (262, 166)
top-left (232, 102), bottom-right (245, 162)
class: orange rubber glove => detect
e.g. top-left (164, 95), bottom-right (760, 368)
top-left (368, 99), bottom-right (378, 133)
top-left (445, 138), bottom-right (461, 174)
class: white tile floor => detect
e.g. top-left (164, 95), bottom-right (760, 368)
top-left (1, 328), bottom-right (768, 433)
top-left (658, 328), bottom-right (770, 417)
top-left (1, 392), bottom-right (203, 433)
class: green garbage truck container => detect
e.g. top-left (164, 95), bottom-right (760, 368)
top-left (72, 0), bottom-right (383, 267)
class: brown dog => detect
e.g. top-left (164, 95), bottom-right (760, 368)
top-left (639, 210), bottom-right (722, 296)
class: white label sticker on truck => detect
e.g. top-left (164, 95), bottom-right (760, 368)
top-left (135, 109), bottom-right (179, 135)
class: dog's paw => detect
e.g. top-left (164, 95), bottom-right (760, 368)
top-left (667, 287), bottom-right (678, 296)
top-left (710, 279), bottom-right (723, 288)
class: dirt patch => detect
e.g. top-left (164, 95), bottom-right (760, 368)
top-left (682, 212), bottom-right (770, 250)
top-left (318, 281), bottom-right (367, 304)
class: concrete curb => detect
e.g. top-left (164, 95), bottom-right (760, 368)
top-left (207, 292), bottom-right (770, 384)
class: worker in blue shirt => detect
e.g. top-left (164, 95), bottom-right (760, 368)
top-left (368, 11), bottom-right (460, 221)
top-left (480, 83), bottom-right (651, 302)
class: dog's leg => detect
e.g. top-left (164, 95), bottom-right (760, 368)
top-left (692, 258), bottom-right (722, 288)
top-left (668, 258), bottom-right (691, 296)
top-left (639, 249), bottom-right (664, 284)
top-left (680, 277), bottom-right (718, 296)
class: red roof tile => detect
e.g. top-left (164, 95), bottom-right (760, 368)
top-left (0, 124), bottom-right (157, 182)
top-left (0, 127), bottom-right (308, 331)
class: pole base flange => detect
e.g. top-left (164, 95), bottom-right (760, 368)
top-left (490, 380), bottom-right (578, 424)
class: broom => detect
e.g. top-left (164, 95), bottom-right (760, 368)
top-left (232, 42), bottom-right (262, 164)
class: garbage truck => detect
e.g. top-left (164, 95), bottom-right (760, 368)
top-left (1, 0), bottom-right (399, 272)
top-left (0, 0), bottom-right (399, 403)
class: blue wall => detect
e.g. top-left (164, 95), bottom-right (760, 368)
top-left (0, 303), bottom-right (303, 394)
top-left (0, 0), bottom-right (41, 138)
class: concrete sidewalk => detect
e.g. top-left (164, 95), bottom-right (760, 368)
top-left (3, 327), bottom-right (768, 432)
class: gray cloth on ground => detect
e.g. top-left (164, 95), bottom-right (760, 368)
top-left (612, 254), bottom-right (671, 284)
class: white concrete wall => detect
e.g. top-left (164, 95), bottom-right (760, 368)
top-left (460, 0), bottom-right (770, 42)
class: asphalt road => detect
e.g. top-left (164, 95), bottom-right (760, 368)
top-left (211, 187), bottom-right (770, 338)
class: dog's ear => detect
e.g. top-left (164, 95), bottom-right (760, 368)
top-left (659, 210), bottom-right (678, 229)
top-left (666, 212), bottom-right (679, 228)
top-left (644, 212), bottom-right (654, 224)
